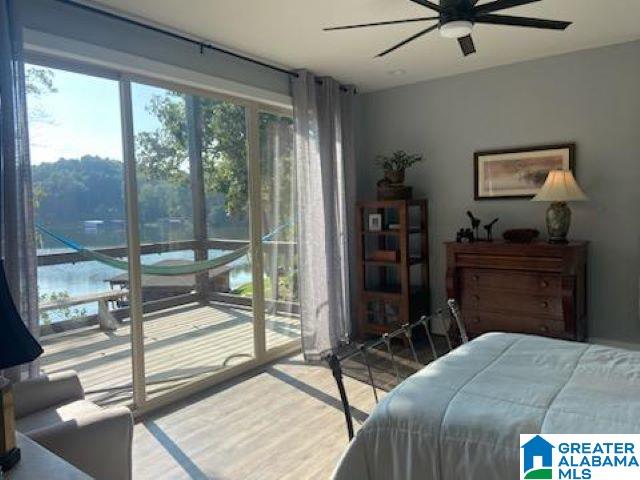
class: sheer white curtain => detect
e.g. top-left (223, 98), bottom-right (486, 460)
top-left (292, 70), bottom-right (356, 361)
top-left (0, 0), bottom-right (40, 378)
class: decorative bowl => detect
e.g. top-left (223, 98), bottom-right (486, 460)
top-left (502, 229), bottom-right (540, 244)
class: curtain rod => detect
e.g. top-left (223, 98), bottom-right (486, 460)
top-left (51, 0), bottom-right (355, 93)
top-left (51, 0), bottom-right (298, 77)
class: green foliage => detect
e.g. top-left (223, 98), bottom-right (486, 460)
top-left (232, 270), bottom-right (297, 302)
top-left (135, 92), bottom-right (250, 218)
top-left (39, 291), bottom-right (87, 325)
top-left (376, 150), bottom-right (423, 172)
top-left (134, 93), bottom-right (295, 235)
top-left (32, 156), bottom-right (125, 224)
top-left (25, 67), bottom-right (57, 96)
top-left (26, 66), bottom-right (57, 123)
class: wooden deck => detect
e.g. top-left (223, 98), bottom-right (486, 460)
top-left (39, 302), bottom-right (301, 406)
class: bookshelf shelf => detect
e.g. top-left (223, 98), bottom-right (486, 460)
top-left (356, 199), bottom-right (430, 337)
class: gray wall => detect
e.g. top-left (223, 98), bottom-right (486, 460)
top-left (356, 40), bottom-right (640, 343)
top-left (15, 0), bottom-right (290, 96)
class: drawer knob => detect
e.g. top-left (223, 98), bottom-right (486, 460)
top-left (473, 275), bottom-right (480, 282)
top-left (540, 301), bottom-right (549, 309)
top-left (540, 325), bottom-right (549, 333)
top-left (540, 280), bottom-right (549, 288)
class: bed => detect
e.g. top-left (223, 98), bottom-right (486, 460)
top-left (332, 332), bottom-right (640, 480)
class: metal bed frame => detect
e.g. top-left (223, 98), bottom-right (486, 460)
top-left (324, 299), bottom-right (469, 440)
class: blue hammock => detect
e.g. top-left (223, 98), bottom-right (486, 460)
top-left (37, 223), bottom-right (291, 277)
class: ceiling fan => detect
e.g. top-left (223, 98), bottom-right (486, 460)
top-left (323, 0), bottom-right (572, 58)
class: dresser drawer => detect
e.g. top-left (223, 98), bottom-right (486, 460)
top-left (456, 254), bottom-right (564, 272)
top-left (461, 268), bottom-right (561, 295)
top-left (462, 309), bottom-right (567, 337)
top-left (461, 289), bottom-right (563, 319)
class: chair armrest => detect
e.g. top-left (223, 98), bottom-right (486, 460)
top-left (13, 371), bottom-right (84, 419)
top-left (26, 406), bottom-right (133, 480)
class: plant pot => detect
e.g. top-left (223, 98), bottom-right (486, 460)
top-left (377, 184), bottom-right (412, 200)
top-left (384, 169), bottom-right (405, 184)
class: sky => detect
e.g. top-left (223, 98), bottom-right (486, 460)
top-left (26, 64), bottom-right (163, 165)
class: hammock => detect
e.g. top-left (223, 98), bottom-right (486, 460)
top-left (37, 223), bottom-right (290, 277)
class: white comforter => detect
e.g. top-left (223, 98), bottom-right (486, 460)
top-left (332, 332), bottom-right (640, 480)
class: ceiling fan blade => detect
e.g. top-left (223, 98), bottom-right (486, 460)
top-left (324, 17), bottom-right (438, 31)
top-left (376, 24), bottom-right (439, 58)
top-left (409, 0), bottom-right (442, 13)
top-left (475, 14), bottom-right (572, 30)
top-left (474, 0), bottom-right (541, 15)
top-left (458, 35), bottom-right (476, 56)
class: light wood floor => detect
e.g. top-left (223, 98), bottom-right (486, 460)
top-left (39, 302), bottom-right (301, 406)
top-left (133, 354), bottom-right (380, 480)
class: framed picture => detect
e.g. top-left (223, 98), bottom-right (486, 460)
top-left (368, 213), bottom-right (382, 231)
top-left (474, 143), bottom-right (575, 200)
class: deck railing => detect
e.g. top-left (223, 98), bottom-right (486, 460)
top-left (36, 238), bottom-right (296, 266)
top-left (37, 238), bottom-right (299, 336)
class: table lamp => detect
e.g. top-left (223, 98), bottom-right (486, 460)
top-left (0, 259), bottom-right (43, 472)
top-left (532, 170), bottom-right (588, 244)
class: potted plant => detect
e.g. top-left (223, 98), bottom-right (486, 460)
top-left (376, 150), bottom-right (423, 184)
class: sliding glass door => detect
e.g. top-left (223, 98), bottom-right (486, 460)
top-left (26, 58), bottom-right (298, 411)
top-left (259, 111), bottom-right (300, 350)
top-left (129, 80), bottom-right (259, 401)
top-left (25, 64), bottom-right (134, 406)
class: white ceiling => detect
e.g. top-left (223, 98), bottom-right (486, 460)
top-left (91, 0), bottom-right (640, 92)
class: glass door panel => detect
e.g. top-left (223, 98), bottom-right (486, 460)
top-left (26, 64), bottom-right (133, 406)
top-left (130, 82), bottom-right (254, 400)
top-left (200, 97), bottom-right (255, 365)
top-left (258, 112), bottom-right (300, 350)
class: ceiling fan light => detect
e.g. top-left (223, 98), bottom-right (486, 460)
top-left (439, 20), bottom-right (473, 39)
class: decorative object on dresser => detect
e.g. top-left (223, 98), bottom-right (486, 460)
top-left (0, 261), bottom-right (44, 473)
top-left (356, 199), bottom-right (429, 337)
top-left (483, 218), bottom-right (499, 241)
top-left (456, 211), bottom-right (499, 243)
top-left (466, 211), bottom-right (481, 239)
top-left (474, 143), bottom-right (575, 200)
top-left (446, 241), bottom-right (587, 341)
top-left (532, 170), bottom-right (588, 244)
top-left (375, 150), bottom-right (422, 200)
top-left (503, 228), bottom-right (540, 244)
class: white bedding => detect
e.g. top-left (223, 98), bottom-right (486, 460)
top-left (332, 332), bottom-right (640, 480)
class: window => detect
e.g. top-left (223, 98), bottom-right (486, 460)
top-left (26, 59), bottom-right (298, 409)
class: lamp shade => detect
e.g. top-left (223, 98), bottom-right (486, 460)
top-left (0, 260), bottom-right (42, 370)
top-left (532, 170), bottom-right (588, 202)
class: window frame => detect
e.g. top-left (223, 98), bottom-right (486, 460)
top-left (25, 46), bottom-right (297, 416)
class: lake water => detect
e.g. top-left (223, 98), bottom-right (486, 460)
top-left (37, 222), bottom-right (252, 322)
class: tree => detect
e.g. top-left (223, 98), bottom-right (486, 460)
top-left (25, 66), bottom-right (57, 123)
top-left (31, 156), bottom-right (125, 224)
top-left (134, 92), bottom-right (295, 233)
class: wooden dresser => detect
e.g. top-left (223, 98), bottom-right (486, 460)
top-left (446, 241), bottom-right (587, 341)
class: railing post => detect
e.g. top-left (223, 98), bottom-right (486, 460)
top-left (186, 96), bottom-right (209, 300)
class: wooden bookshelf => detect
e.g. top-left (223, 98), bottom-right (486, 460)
top-left (355, 199), bottom-right (429, 338)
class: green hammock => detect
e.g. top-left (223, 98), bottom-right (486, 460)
top-left (37, 223), bottom-right (289, 277)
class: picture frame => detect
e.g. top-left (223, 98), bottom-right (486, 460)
top-left (368, 213), bottom-right (382, 231)
top-left (474, 143), bottom-right (576, 200)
